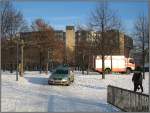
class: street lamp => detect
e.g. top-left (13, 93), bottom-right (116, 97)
top-left (16, 33), bottom-right (20, 81)
top-left (46, 48), bottom-right (50, 74)
top-left (47, 48), bottom-right (52, 74)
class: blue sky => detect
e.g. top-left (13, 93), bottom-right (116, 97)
top-left (13, 0), bottom-right (148, 36)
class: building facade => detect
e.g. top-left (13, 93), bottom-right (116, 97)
top-left (1, 26), bottom-right (133, 71)
top-left (75, 30), bottom-right (133, 57)
top-left (75, 30), bottom-right (133, 69)
top-left (65, 26), bottom-right (75, 65)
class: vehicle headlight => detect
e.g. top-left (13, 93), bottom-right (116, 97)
top-left (62, 77), bottom-right (68, 81)
top-left (50, 78), bottom-right (54, 81)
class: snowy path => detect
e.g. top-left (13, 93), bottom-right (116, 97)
top-left (1, 71), bottom-right (149, 112)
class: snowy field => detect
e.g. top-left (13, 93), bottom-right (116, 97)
top-left (1, 71), bottom-right (149, 112)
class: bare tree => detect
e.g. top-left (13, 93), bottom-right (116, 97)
top-left (88, 2), bottom-right (122, 79)
top-left (0, 0), bottom-right (28, 39)
top-left (31, 18), bottom-right (65, 73)
top-left (134, 13), bottom-right (149, 79)
top-left (31, 18), bottom-right (55, 74)
top-left (75, 25), bottom-right (91, 74)
top-left (1, 0), bottom-right (28, 74)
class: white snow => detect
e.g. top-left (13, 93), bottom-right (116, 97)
top-left (1, 70), bottom-right (149, 112)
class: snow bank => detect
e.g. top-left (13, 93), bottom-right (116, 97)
top-left (17, 77), bottom-right (29, 86)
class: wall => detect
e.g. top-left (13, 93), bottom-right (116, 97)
top-left (107, 85), bottom-right (149, 112)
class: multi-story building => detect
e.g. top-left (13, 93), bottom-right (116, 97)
top-left (75, 30), bottom-right (133, 57)
top-left (75, 29), bottom-right (133, 69)
top-left (54, 30), bottom-right (66, 42)
top-left (1, 26), bottom-right (133, 71)
top-left (130, 47), bottom-right (149, 67)
top-left (1, 30), bottom-right (66, 71)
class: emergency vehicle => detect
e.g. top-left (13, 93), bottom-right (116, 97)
top-left (95, 55), bottom-right (135, 74)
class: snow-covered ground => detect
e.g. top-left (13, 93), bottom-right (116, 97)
top-left (1, 71), bottom-right (149, 112)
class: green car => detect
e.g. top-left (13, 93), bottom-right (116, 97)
top-left (48, 66), bottom-right (74, 86)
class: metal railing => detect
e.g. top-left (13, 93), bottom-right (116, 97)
top-left (107, 85), bottom-right (149, 112)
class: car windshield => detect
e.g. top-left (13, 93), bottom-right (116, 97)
top-left (129, 59), bottom-right (134, 64)
top-left (54, 69), bottom-right (68, 74)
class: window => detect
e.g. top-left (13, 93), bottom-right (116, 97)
top-left (129, 59), bottom-right (134, 64)
top-left (55, 69), bottom-right (68, 74)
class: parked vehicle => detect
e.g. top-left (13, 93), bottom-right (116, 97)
top-left (48, 66), bottom-right (74, 86)
top-left (95, 55), bottom-right (135, 74)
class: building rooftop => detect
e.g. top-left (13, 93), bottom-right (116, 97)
top-left (66, 26), bottom-right (74, 30)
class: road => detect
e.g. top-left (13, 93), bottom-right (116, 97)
top-left (2, 71), bottom-right (121, 112)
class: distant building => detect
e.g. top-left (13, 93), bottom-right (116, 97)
top-left (130, 47), bottom-right (149, 66)
top-left (1, 26), bottom-right (134, 71)
top-left (1, 30), bottom-right (65, 71)
top-left (75, 30), bottom-right (133, 57)
top-left (75, 30), bottom-right (133, 69)
top-left (54, 30), bottom-right (65, 42)
top-left (65, 26), bottom-right (75, 65)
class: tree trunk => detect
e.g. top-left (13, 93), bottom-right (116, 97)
top-left (82, 54), bottom-right (84, 74)
top-left (101, 21), bottom-right (105, 79)
top-left (87, 66), bottom-right (89, 75)
top-left (142, 56), bottom-right (145, 79)
top-left (46, 50), bottom-right (49, 75)
top-left (102, 55), bottom-right (105, 79)
top-left (16, 41), bottom-right (19, 81)
top-left (20, 42), bottom-right (24, 77)
top-left (87, 55), bottom-right (90, 75)
top-left (142, 32), bottom-right (145, 79)
top-left (87, 65), bottom-right (89, 75)
top-left (46, 63), bottom-right (48, 75)
top-left (82, 69), bottom-right (84, 74)
top-left (39, 51), bottom-right (42, 74)
top-left (10, 63), bottom-right (13, 73)
top-left (111, 54), bottom-right (112, 72)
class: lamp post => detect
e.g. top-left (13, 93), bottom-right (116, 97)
top-left (49, 48), bottom-right (53, 70)
top-left (16, 33), bottom-right (20, 81)
top-left (46, 48), bottom-right (50, 75)
top-left (48, 48), bottom-right (50, 70)
top-left (46, 48), bottom-right (52, 74)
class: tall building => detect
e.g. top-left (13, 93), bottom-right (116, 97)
top-left (65, 26), bottom-right (75, 65)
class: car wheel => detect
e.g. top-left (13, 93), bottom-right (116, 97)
top-left (126, 68), bottom-right (131, 74)
top-left (48, 82), bottom-right (52, 85)
top-left (105, 68), bottom-right (111, 74)
top-left (67, 84), bottom-right (70, 86)
top-left (66, 80), bottom-right (71, 86)
top-left (66, 83), bottom-right (70, 86)
top-left (72, 78), bottom-right (74, 82)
